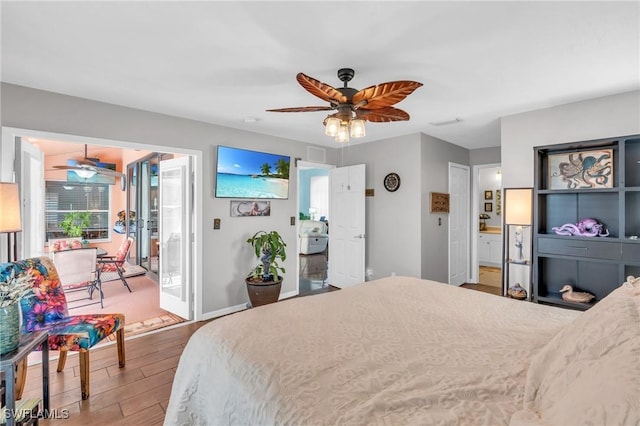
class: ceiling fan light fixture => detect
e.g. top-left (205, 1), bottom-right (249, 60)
top-left (335, 124), bottom-right (350, 143)
top-left (75, 169), bottom-right (97, 179)
top-left (350, 119), bottom-right (366, 138)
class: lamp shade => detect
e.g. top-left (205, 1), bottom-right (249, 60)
top-left (0, 182), bottom-right (22, 232)
top-left (504, 188), bottom-right (532, 225)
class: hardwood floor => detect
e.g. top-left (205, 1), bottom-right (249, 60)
top-left (22, 321), bottom-right (207, 425)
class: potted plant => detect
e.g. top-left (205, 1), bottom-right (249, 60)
top-left (245, 230), bottom-right (287, 307)
top-left (60, 211), bottom-right (91, 240)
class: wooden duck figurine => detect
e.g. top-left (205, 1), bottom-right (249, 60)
top-left (559, 284), bottom-right (595, 303)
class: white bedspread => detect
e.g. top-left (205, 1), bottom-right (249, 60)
top-left (164, 276), bottom-right (581, 425)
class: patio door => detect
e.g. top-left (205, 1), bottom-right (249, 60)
top-left (126, 153), bottom-right (160, 279)
top-left (159, 156), bottom-right (193, 319)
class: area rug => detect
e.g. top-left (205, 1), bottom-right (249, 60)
top-left (105, 312), bottom-right (186, 341)
top-left (99, 263), bottom-right (147, 283)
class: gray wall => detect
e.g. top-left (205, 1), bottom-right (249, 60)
top-left (470, 146), bottom-right (500, 166)
top-left (339, 134), bottom-right (423, 280)
top-left (0, 83), bottom-right (339, 317)
top-left (501, 90), bottom-right (640, 187)
top-left (420, 133), bottom-right (470, 283)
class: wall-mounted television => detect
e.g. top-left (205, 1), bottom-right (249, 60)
top-left (215, 145), bottom-right (290, 199)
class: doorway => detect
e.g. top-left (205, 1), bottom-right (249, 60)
top-left (2, 126), bottom-right (201, 328)
top-left (297, 161), bottom-right (333, 296)
top-left (472, 163), bottom-right (502, 288)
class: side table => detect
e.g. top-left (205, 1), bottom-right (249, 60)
top-left (0, 331), bottom-right (49, 426)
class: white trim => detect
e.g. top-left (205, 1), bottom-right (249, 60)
top-left (200, 303), bottom-right (246, 321)
top-left (1, 126), bottom-right (204, 321)
top-left (279, 290), bottom-right (298, 300)
top-left (470, 162), bottom-right (501, 283)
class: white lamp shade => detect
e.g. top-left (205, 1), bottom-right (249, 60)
top-left (75, 169), bottom-right (97, 179)
top-left (335, 124), bottom-right (350, 143)
top-left (350, 119), bottom-right (366, 138)
top-left (0, 182), bottom-right (22, 232)
top-left (324, 117), bottom-right (341, 137)
top-left (504, 188), bottom-right (533, 225)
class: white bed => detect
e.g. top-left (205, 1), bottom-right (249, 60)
top-left (164, 276), bottom-right (640, 425)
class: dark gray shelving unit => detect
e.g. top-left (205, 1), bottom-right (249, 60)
top-left (533, 134), bottom-right (640, 310)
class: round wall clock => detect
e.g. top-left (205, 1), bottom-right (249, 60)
top-left (383, 172), bottom-right (401, 192)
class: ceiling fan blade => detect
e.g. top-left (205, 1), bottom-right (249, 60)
top-left (93, 168), bottom-right (126, 178)
top-left (356, 107), bottom-right (411, 123)
top-left (53, 164), bottom-right (125, 178)
top-left (266, 106), bottom-right (335, 113)
top-left (296, 73), bottom-right (347, 105)
top-left (352, 80), bottom-right (423, 109)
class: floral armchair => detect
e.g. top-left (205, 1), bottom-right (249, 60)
top-left (0, 256), bottom-right (125, 400)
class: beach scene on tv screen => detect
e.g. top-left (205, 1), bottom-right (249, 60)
top-left (216, 146), bottom-right (290, 199)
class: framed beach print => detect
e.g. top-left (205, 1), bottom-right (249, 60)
top-left (548, 148), bottom-right (613, 189)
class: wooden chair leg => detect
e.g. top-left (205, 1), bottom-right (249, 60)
top-left (15, 358), bottom-right (27, 400)
top-left (116, 328), bottom-right (126, 368)
top-left (57, 350), bottom-right (67, 372)
top-left (79, 350), bottom-right (90, 400)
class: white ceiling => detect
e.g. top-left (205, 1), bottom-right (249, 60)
top-left (2, 1), bottom-right (639, 150)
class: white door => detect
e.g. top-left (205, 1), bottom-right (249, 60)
top-left (329, 164), bottom-right (365, 288)
top-left (17, 139), bottom-right (45, 257)
top-left (159, 156), bottom-right (192, 319)
top-left (448, 163), bottom-right (470, 286)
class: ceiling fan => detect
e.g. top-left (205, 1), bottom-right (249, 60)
top-left (267, 68), bottom-right (423, 142)
top-left (52, 144), bottom-right (127, 189)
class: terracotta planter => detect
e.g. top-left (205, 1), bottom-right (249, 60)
top-left (245, 277), bottom-right (282, 307)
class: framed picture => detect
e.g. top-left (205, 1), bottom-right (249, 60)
top-left (230, 200), bottom-right (271, 217)
top-left (484, 202), bottom-right (493, 212)
top-left (484, 190), bottom-right (493, 200)
top-left (429, 192), bottom-right (450, 213)
top-left (548, 148), bottom-right (613, 189)
top-left (496, 189), bottom-right (501, 215)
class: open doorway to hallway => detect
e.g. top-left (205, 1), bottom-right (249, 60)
top-left (297, 161), bottom-right (332, 296)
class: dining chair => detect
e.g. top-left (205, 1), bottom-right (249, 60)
top-left (97, 236), bottom-right (134, 293)
top-left (52, 247), bottom-right (103, 309)
top-left (0, 256), bottom-right (125, 400)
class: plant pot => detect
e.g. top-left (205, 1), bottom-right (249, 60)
top-left (0, 302), bottom-right (21, 355)
top-left (245, 276), bottom-right (282, 307)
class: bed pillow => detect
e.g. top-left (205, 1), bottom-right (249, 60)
top-left (511, 283), bottom-right (640, 425)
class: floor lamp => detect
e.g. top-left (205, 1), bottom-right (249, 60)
top-left (0, 182), bottom-right (22, 262)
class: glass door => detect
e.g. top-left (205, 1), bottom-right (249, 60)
top-left (126, 153), bottom-right (160, 280)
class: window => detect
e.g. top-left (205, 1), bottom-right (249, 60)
top-left (45, 181), bottom-right (111, 242)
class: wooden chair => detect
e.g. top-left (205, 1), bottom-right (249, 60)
top-left (0, 256), bottom-right (125, 400)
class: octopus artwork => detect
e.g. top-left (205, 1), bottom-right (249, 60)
top-left (552, 218), bottom-right (609, 237)
top-left (555, 151), bottom-right (612, 189)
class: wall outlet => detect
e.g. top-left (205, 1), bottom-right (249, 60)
top-left (213, 218), bottom-right (221, 230)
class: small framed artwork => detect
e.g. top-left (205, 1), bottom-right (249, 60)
top-left (230, 200), bottom-right (271, 217)
top-left (484, 202), bottom-right (493, 212)
top-left (548, 148), bottom-right (613, 189)
top-left (430, 192), bottom-right (450, 213)
top-left (484, 190), bottom-right (493, 200)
